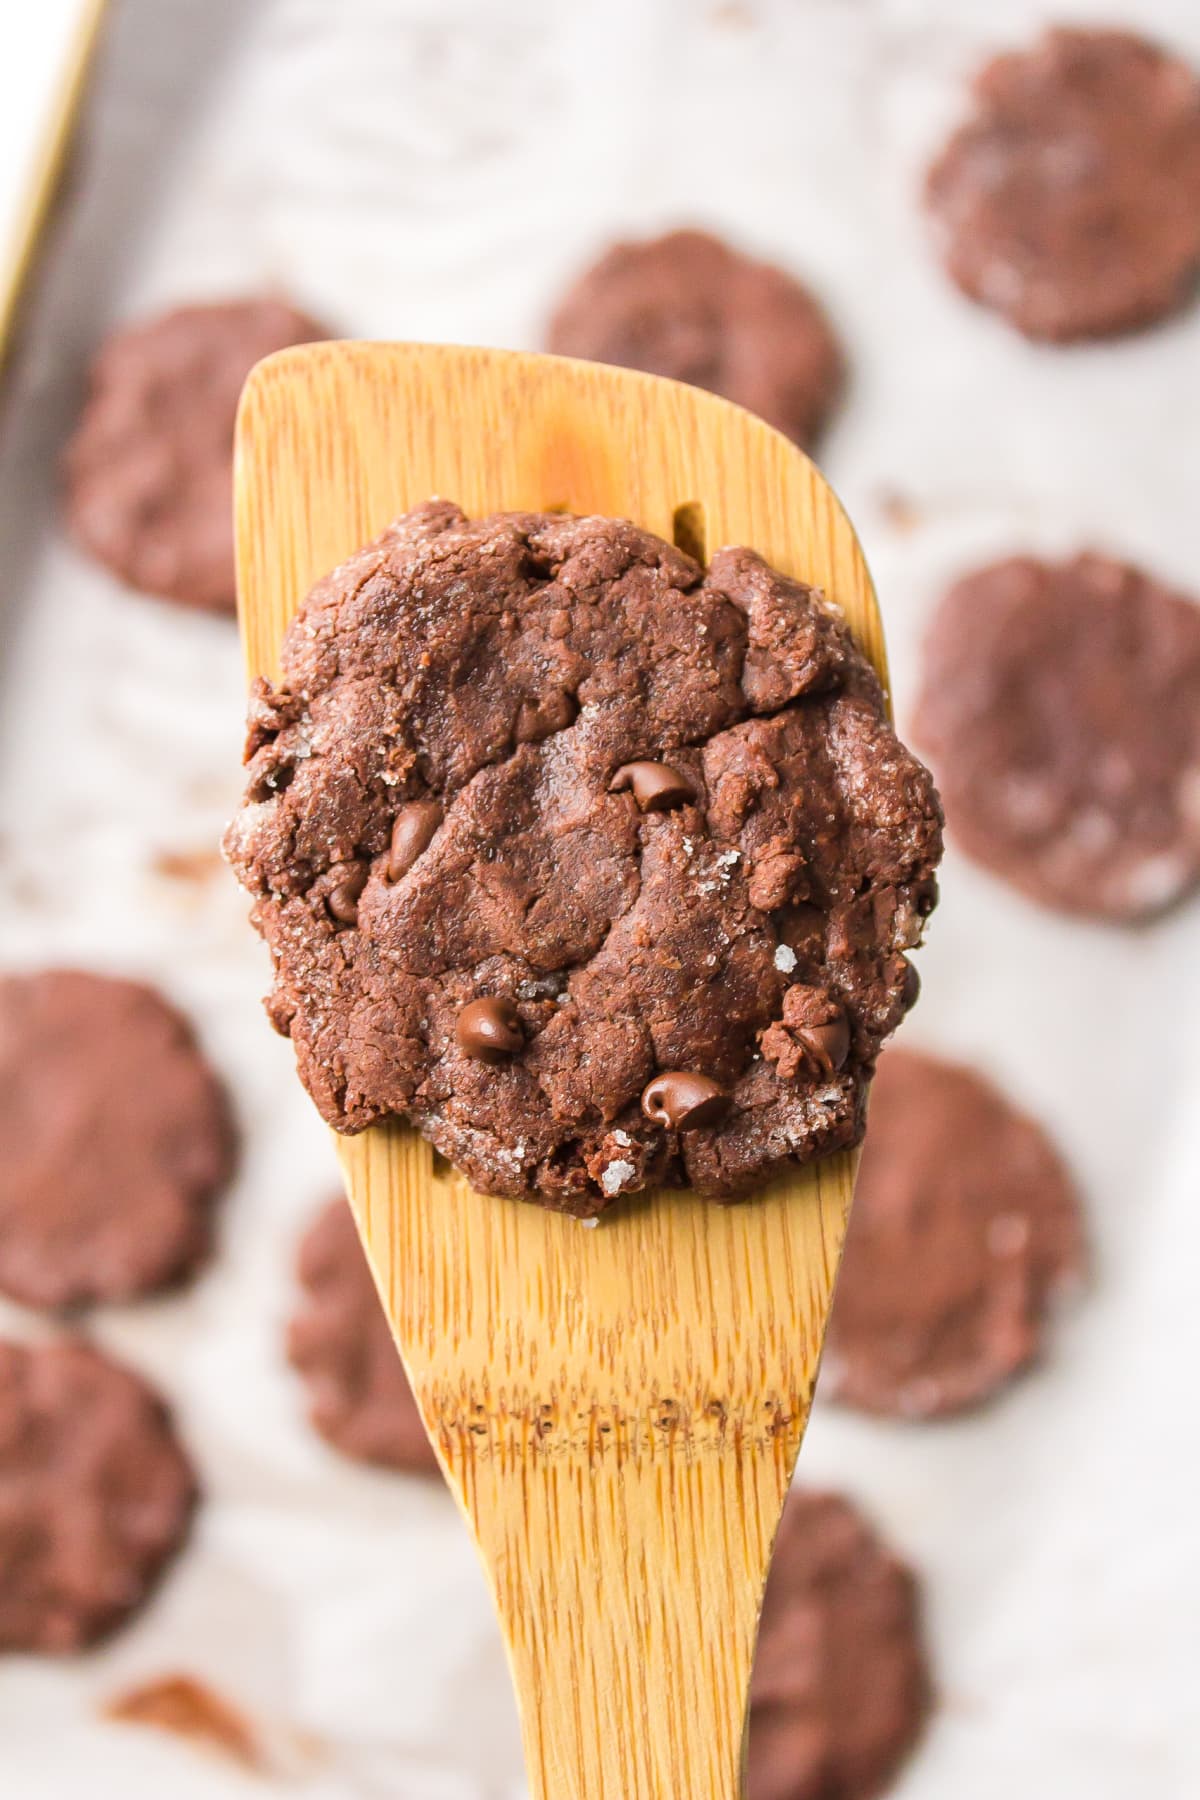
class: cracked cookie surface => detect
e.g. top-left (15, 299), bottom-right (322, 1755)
top-left (225, 503), bottom-right (941, 1212)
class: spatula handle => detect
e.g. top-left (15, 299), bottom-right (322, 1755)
top-left (464, 1443), bottom-right (791, 1800)
top-left (339, 1132), bottom-right (835, 1800)
top-left (236, 340), bottom-right (877, 1800)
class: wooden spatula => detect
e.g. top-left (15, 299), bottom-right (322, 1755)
top-left (235, 342), bottom-right (885, 1800)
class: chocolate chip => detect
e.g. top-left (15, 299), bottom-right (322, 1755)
top-left (609, 761), bottom-right (696, 812)
top-left (799, 1015), bottom-right (850, 1077)
top-left (901, 959), bottom-right (921, 1011)
top-left (641, 1071), bottom-right (729, 1130)
top-left (456, 997), bottom-right (525, 1063)
top-left (327, 863), bottom-right (367, 925)
top-left (387, 801), bottom-right (443, 881)
top-left (915, 880), bottom-right (939, 918)
top-left (515, 687), bottom-right (577, 744)
top-left (760, 986), bottom-right (851, 1083)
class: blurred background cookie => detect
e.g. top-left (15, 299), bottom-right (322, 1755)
top-left (63, 297), bottom-right (327, 613)
top-left (748, 1488), bottom-right (930, 1800)
top-left (926, 27), bottom-right (1200, 342)
top-left (547, 229), bottom-right (844, 449)
top-left (824, 1049), bottom-right (1084, 1419)
top-left (2, 2), bottom-right (1197, 1790)
top-left (288, 1196), bottom-right (438, 1473)
top-left (913, 552), bottom-right (1200, 922)
top-left (0, 969), bottom-right (235, 1310)
top-left (0, 1337), bottom-right (196, 1653)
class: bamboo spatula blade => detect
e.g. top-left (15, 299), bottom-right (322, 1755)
top-left (235, 342), bottom-right (883, 1800)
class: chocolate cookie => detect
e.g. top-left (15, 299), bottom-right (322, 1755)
top-left (64, 297), bottom-right (326, 612)
top-left (913, 552), bottom-right (1200, 921)
top-left (748, 1489), bottom-right (930, 1800)
top-left (926, 28), bottom-right (1200, 341)
top-left (547, 230), bottom-right (844, 448)
top-left (0, 1337), bottom-right (196, 1652)
top-left (824, 1050), bottom-right (1084, 1420)
top-left (226, 503), bottom-right (941, 1213)
top-left (288, 1197), bottom-right (437, 1472)
top-left (0, 969), bottom-right (235, 1310)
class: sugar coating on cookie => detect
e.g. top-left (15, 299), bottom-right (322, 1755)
top-left (748, 1488), bottom-right (931, 1800)
top-left (0, 969), bottom-right (236, 1310)
top-left (64, 297), bottom-right (326, 612)
top-left (0, 1338), bottom-right (196, 1652)
top-left (288, 1197), bottom-right (438, 1473)
top-left (926, 28), bottom-right (1200, 342)
top-left (914, 552), bottom-right (1200, 921)
top-left (824, 1050), bottom-right (1084, 1419)
top-left (548, 229), bottom-right (844, 448)
top-left (226, 503), bottom-right (941, 1214)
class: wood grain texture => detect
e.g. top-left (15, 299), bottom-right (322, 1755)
top-left (235, 342), bottom-right (886, 1800)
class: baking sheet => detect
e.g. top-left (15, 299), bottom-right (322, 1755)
top-left (0, 2), bottom-right (106, 359)
top-left (1, 0), bottom-right (1198, 1795)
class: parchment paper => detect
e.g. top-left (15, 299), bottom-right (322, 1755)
top-left (0, 2), bottom-right (1197, 1795)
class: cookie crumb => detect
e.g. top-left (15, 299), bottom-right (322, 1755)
top-left (104, 1676), bottom-right (259, 1769)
